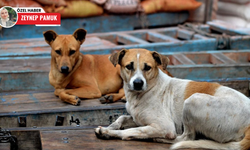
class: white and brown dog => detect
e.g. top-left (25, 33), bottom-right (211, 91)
top-left (95, 48), bottom-right (250, 150)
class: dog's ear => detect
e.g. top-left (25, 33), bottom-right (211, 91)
top-left (152, 51), bottom-right (169, 70)
top-left (109, 49), bottom-right (128, 67)
top-left (73, 28), bottom-right (87, 45)
top-left (43, 30), bottom-right (58, 45)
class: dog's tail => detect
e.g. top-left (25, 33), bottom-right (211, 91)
top-left (241, 125), bottom-right (250, 150)
top-left (171, 126), bottom-right (250, 150)
top-left (171, 140), bottom-right (240, 150)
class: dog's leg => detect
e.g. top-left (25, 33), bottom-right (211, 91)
top-left (95, 123), bottom-right (175, 141)
top-left (56, 86), bottom-right (102, 105)
top-left (158, 94), bottom-right (201, 144)
top-left (54, 88), bottom-right (64, 97)
top-left (154, 94), bottom-right (204, 144)
top-left (169, 92), bottom-right (248, 150)
top-left (57, 89), bottom-right (81, 106)
top-left (99, 88), bottom-right (125, 104)
top-left (153, 124), bottom-right (195, 144)
top-left (107, 115), bottom-right (137, 130)
top-left (95, 115), bottom-right (137, 139)
top-left (64, 86), bottom-right (102, 99)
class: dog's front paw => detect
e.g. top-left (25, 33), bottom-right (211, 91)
top-left (99, 95), bottom-right (114, 104)
top-left (121, 96), bottom-right (126, 103)
top-left (94, 126), bottom-right (111, 139)
top-left (72, 96), bottom-right (81, 106)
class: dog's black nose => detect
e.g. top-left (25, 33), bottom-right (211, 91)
top-left (133, 78), bottom-right (144, 91)
top-left (61, 66), bottom-right (69, 73)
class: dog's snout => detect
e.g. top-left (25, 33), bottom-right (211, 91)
top-left (133, 78), bottom-right (144, 91)
top-left (61, 66), bottom-right (69, 73)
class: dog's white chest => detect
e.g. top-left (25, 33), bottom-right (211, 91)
top-left (125, 92), bottom-right (172, 127)
top-left (126, 100), bottom-right (143, 126)
top-left (125, 97), bottom-right (156, 126)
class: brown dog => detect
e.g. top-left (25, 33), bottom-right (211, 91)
top-left (43, 28), bottom-right (125, 105)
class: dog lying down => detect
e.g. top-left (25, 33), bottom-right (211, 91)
top-left (43, 28), bottom-right (125, 105)
top-left (43, 28), bottom-right (172, 105)
top-left (95, 48), bottom-right (250, 150)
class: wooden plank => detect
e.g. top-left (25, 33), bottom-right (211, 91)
top-left (0, 78), bottom-right (249, 128)
top-left (11, 131), bottom-right (41, 150)
top-left (0, 91), bottom-right (125, 115)
top-left (207, 20), bottom-right (250, 35)
top-left (146, 31), bottom-right (180, 42)
top-left (185, 53), bottom-right (212, 64)
top-left (230, 36), bottom-right (250, 50)
top-left (0, 57), bottom-right (50, 72)
top-left (0, 25), bottom-right (221, 58)
top-left (0, 90), bottom-right (127, 128)
top-left (172, 54), bottom-right (196, 65)
top-left (1, 50), bottom-right (250, 92)
top-left (0, 38), bottom-right (218, 57)
top-left (0, 143), bottom-right (10, 150)
top-left (117, 33), bottom-right (149, 45)
top-left (0, 72), bottom-right (51, 92)
top-left (0, 12), bottom-right (189, 41)
top-left (168, 64), bottom-right (250, 81)
top-left (223, 52), bottom-right (250, 63)
top-left (177, 29), bottom-right (209, 40)
top-left (2, 24), bottom-right (250, 58)
top-left (7, 126), bottom-right (98, 131)
top-left (6, 126), bottom-right (106, 150)
top-left (153, 27), bottom-right (178, 37)
top-left (0, 36), bottom-right (116, 51)
top-left (210, 53), bottom-right (236, 64)
top-left (209, 53), bottom-right (224, 64)
top-left (40, 129), bottom-right (202, 150)
top-left (74, 37), bottom-right (217, 54)
top-left (0, 36), bottom-right (117, 57)
top-left (0, 106), bottom-right (127, 128)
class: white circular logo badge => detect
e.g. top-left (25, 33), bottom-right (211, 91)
top-left (0, 6), bottom-right (18, 28)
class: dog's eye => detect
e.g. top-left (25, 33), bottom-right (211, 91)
top-left (55, 50), bottom-right (61, 55)
top-left (125, 64), bottom-right (134, 70)
top-left (144, 64), bottom-right (151, 71)
top-left (69, 50), bottom-right (76, 56)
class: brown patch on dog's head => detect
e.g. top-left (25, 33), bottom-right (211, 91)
top-left (113, 48), bottom-right (169, 92)
top-left (43, 28), bottom-right (87, 74)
